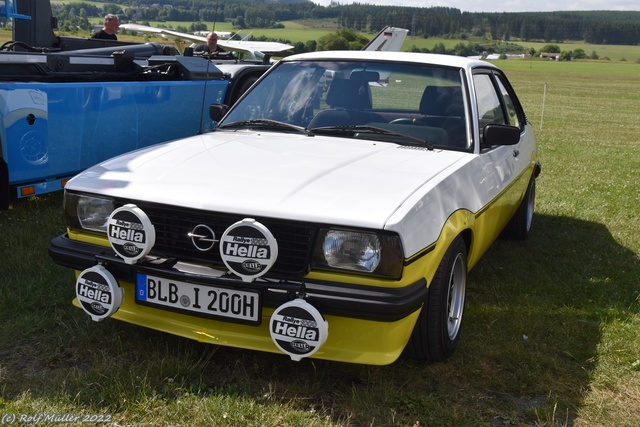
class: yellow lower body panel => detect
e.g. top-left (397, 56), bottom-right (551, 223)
top-left (72, 275), bottom-right (421, 366)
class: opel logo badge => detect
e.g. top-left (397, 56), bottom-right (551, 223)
top-left (189, 224), bottom-right (217, 252)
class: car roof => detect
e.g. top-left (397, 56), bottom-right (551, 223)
top-left (281, 50), bottom-right (497, 72)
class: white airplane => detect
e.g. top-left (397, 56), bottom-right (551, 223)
top-left (119, 23), bottom-right (293, 62)
top-left (119, 24), bottom-right (409, 62)
top-left (362, 26), bottom-right (409, 52)
top-left (193, 30), bottom-right (233, 39)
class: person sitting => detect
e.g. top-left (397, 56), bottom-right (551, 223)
top-left (193, 32), bottom-right (226, 55)
top-left (91, 14), bottom-right (119, 40)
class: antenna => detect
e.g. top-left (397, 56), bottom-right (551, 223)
top-left (197, 0), bottom-right (222, 134)
top-left (212, 0), bottom-right (221, 33)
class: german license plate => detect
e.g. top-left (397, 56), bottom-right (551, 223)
top-left (135, 273), bottom-right (261, 325)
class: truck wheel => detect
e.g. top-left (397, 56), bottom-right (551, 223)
top-left (407, 236), bottom-right (467, 362)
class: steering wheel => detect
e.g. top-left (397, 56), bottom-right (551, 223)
top-left (389, 118), bottom-right (418, 125)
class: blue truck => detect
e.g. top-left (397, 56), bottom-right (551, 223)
top-left (0, 0), bottom-right (270, 209)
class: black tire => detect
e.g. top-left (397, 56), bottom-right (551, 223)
top-left (407, 236), bottom-right (468, 362)
top-left (502, 178), bottom-right (536, 241)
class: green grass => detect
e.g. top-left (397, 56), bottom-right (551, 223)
top-left (16, 12), bottom-right (639, 62)
top-left (35, 2), bottom-right (640, 60)
top-left (142, 20), bottom-right (640, 62)
top-left (139, 19), bottom-right (640, 62)
top-left (403, 38), bottom-right (640, 62)
top-left (1, 62), bottom-right (639, 426)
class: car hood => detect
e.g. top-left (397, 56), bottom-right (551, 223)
top-left (69, 130), bottom-right (468, 229)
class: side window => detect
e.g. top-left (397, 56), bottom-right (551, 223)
top-left (473, 73), bottom-right (506, 136)
top-left (495, 75), bottom-right (522, 129)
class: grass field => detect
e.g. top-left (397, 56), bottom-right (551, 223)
top-left (129, 20), bottom-right (640, 62)
top-left (1, 33), bottom-right (639, 427)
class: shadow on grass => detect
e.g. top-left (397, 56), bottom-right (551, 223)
top-left (1, 200), bottom-right (638, 426)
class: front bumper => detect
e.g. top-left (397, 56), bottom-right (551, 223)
top-left (49, 233), bottom-right (428, 364)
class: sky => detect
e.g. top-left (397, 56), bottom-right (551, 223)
top-left (313, 0), bottom-right (639, 13)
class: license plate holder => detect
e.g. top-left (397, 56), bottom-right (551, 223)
top-left (135, 273), bottom-right (261, 325)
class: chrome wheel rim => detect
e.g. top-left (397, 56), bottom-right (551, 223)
top-left (447, 253), bottom-right (467, 340)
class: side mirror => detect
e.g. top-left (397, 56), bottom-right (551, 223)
top-left (482, 124), bottom-right (521, 146)
top-left (209, 104), bottom-right (229, 123)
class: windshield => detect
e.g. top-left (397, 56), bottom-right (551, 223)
top-left (221, 59), bottom-right (470, 150)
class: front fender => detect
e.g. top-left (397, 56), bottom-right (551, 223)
top-left (402, 209), bottom-right (475, 287)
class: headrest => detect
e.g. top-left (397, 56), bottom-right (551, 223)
top-left (326, 78), bottom-right (372, 110)
top-left (419, 85), bottom-right (464, 116)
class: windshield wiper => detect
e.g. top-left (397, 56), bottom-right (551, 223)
top-left (309, 125), bottom-right (433, 150)
top-left (218, 119), bottom-right (314, 136)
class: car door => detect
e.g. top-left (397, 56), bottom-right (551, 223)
top-left (471, 69), bottom-right (529, 245)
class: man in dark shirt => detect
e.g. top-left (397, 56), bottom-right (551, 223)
top-left (92, 14), bottom-right (119, 40)
top-left (193, 32), bottom-right (226, 54)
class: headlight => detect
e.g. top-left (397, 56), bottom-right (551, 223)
top-left (324, 230), bottom-right (380, 271)
top-left (312, 228), bottom-right (403, 278)
top-left (65, 192), bottom-right (114, 234)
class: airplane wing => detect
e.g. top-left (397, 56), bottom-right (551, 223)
top-left (361, 26), bottom-right (409, 52)
top-left (119, 23), bottom-right (206, 42)
top-left (119, 23), bottom-right (293, 60)
top-left (193, 30), bottom-right (234, 39)
top-left (217, 40), bottom-right (293, 54)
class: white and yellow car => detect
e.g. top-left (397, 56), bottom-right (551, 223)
top-left (49, 51), bottom-right (540, 365)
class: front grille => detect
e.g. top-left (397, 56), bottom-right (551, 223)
top-left (119, 200), bottom-right (317, 277)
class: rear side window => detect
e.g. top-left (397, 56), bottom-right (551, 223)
top-left (473, 71), bottom-right (526, 134)
top-left (495, 75), bottom-right (522, 129)
top-left (473, 73), bottom-right (506, 132)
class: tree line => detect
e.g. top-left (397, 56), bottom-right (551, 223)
top-left (48, 1), bottom-right (640, 46)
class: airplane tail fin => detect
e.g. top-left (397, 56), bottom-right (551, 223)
top-left (361, 26), bottom-right (409, 52)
